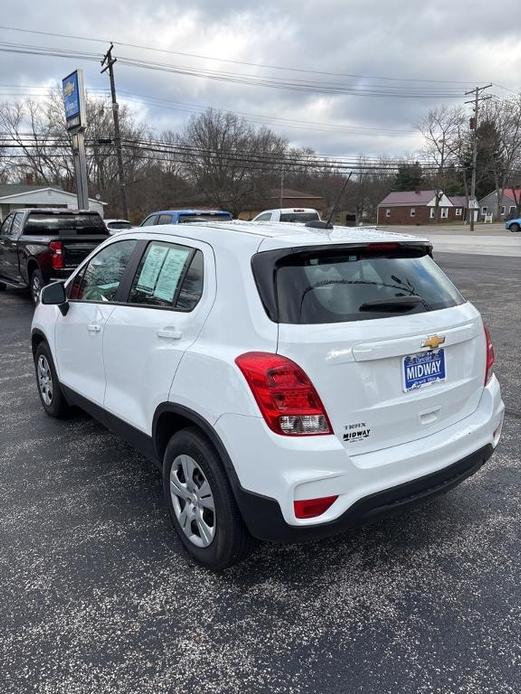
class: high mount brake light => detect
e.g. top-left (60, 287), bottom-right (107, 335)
top-left (48, 240), bottom-right (64, 270)
top-left (366, 242), bottom-right (400, 251)
top-left (484, 324), bottom-right (495, 385)
top-left (235, 352), bottom-right (332, 436)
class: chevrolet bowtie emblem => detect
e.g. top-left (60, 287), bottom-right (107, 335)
top-left (421, 335), bottom-right (446, 350)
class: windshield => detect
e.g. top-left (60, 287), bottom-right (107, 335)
top-left (279, 212), bottom-right (319, 223)
top-left (178, 212), bottom-right (232, 223)
top-left (252, 246), bottom-right (464, 324)
top-left (24, 212), bottom-right (108, 236)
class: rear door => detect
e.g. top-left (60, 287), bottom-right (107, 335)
top-left (0, 214), bottom-right (15, 281)
top-left (102, 237), bottom-right (215, 434)
top-left (264, 243), bottom-right (486, 455)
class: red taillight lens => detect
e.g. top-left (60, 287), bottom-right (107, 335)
top-left (49, 240), bottom-right (64, 270)
top-left (235, 352), bottom-right (332, 436)
top-left (484, 324), bottom-right (495, 385)
top-left (294, 496), bottom-right (338, 519)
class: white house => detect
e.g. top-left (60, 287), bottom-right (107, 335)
top-left (0, 184), bottom-right (106, 221)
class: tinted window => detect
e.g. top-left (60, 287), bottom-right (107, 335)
top-left (253, 246), bottom-right (464, 324)
top-left (279, 212), bottom-right (319, 223)
top-left (10, 212), bottom-right (24, 237)
top-left (0, 215), bottom-right (14, 237)
top-left (24, 212), bottom-right (107, 236)
top-left (175, 250), bottom-right (204, 310)
top-left (157, 214), bottom-right (173, 225)
top-left (129, 241), bottom-right (192, 308)
top-left (255, 213), bottom-right (271, 222)
top-left (69, 240), bottom-right (137, 302)
top-left (140, 215), bottom-right (158, 227)
top-left (178, 212), bottom-right (232, 223)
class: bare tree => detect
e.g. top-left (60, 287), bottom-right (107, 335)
top-left (419, 105), bottom-right (466, 220)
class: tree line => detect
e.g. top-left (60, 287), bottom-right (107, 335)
top-left (0, 88), bottom-right (520, 221)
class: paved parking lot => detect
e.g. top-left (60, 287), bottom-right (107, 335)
top-left (0, 253), bottom-right (520, 694)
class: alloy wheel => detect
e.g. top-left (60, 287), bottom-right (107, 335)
top-left (170, 454), bottom-right (216, 548)
top-left (37, 355), bottom-right (53, 406)
top-left (31, 274), bottom-right (42, 303)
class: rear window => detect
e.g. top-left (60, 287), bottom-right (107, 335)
top-left (252, 245), bottom-right (464, 324)
top-left (178, 212), bottom-right (232, 223)
top-left (24, 212), bottom-right (107, 236)
top-left (279, 212), bottom-right (319, 223)
top-left (107, 221), bottom-right (132, 230)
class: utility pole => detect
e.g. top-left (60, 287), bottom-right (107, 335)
top-left (101, 44), bottom-right (128, 219)
top-left (279, 168), bottom-right (284, 208)
top-left (464, 84), bottom-right (492, 231)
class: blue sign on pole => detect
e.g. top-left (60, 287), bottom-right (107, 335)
top-left (62, 69), bottom-right (86, 131)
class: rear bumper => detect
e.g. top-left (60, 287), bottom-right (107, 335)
top-left (235, 444), bottom-right (494, 542)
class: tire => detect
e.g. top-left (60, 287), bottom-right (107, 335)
top-left (163, 428), bottom-right (255, 570)
top-left (509, 222), bottom-right (520, 232)
top-left (30, 268), bottom-right (44, 305)
top-left (34, 342), bottom-right (70, 418)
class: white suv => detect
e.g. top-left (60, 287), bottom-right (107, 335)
top-left (32, 221), bottom-right (504, 569)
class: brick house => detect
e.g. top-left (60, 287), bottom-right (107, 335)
top-left (377, 190), bottom-right (472, 224)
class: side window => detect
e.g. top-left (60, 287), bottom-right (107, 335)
top-left (157, 214), bottom-right (173, 225)
top-left (141, 215), bottom-right (158, 227)
top-left (10, 212), bottom-right (24, 238)
top-left (128, 241), bottom-right (197, 309)
top-left (69, 240), bottom-right (137, 303)
top-left (0, 215), bottom-right (14, 237)
top-left (176, 250), bottom-right (204, 311)
top-left (255, 213), bottom-right (271, 222)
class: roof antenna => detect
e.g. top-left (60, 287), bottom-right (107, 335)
top-left (305, 171), bottom-right (353, 230)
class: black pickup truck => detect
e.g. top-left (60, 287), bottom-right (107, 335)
top-left (0, 208), bottom-right (109, 303)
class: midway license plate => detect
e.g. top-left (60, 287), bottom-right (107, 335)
top-left (403, 349), bottom-right (446, 392)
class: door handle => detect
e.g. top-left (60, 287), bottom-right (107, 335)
top-left (87, 323), bottom-right (101, 333)
top-left (157, 327), bottom-right (183, 340)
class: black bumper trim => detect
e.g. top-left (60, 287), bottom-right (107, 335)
top-left (235, 444), bottom-right (494, 542)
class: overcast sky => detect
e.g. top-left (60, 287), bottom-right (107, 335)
top-left (0, 0), bottom-right (520, 157)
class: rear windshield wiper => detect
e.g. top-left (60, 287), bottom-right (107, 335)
top-left (358, 295), bottom-right (424, 312)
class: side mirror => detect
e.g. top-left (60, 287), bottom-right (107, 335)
top-left (40, 282), bottom-right (69, 315)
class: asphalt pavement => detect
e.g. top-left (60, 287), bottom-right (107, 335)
top-left (0, 253), bottom-right (520, 694)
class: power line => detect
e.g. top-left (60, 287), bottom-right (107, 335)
top-left (0, 23), bottom-right (493, 87)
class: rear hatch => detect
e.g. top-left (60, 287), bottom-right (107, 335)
top-left (24, 211), bottom-right (109, 267)
top-left (253, 241), bottom-right (486, 455)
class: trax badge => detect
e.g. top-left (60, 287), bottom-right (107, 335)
top-left (421, 335), bottom-right (445, 350)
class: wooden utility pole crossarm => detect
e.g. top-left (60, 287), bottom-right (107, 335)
top-left (464, 84), bottom-right (492, 231)
top-left (101, 43), bottom-right (129, 219)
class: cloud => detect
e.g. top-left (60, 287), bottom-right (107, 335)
top-left (0, 0), bottom-right (519, 156)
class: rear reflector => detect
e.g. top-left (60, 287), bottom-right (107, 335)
top-left (235, 352), bottom-right (332, 436)
top-left (294, 496), bottom-right (338, 519)
top-left (484, 324), bottom-right (495, 385)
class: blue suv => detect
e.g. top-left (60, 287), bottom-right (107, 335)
top-left (140, 209), bottom-right (232, 227)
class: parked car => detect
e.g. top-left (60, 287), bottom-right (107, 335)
top-left (31, 222), bottom-right (504, 569)
top-left (252, 207), bottom-right (321, 223)
top-left (105, 218), bottom-right (133, 234)
top-left (140, 209), bottom-right (233, 226)
top-left (0, 208), bottom-right (109, 303)
top-left (505, 217), bottom-right (521, 232)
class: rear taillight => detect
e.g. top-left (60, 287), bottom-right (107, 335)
top-left (235, 352), bottom-right (332, 436)
top-left (48, 241), bottom-right (64, 270)
top-left (294, 496), bottom-right (338, 519)
top-left (484, 324), bottom-right (495, 385)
